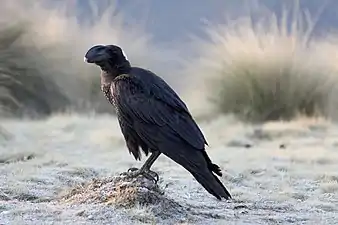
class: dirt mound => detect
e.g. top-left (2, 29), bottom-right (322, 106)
top-left (61, 173), bottom-right (164, 206)
top-left (59, 172), bottom-right (189, 221)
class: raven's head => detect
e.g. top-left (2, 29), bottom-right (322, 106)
top-left (84, 44), bottom-right (130, 73)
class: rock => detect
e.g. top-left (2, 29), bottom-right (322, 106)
top-left (279, 144), bottom-right (286, 149)
top-left (227, 139), bottom-right (254, 148)
top-left (75, 210), bottom-right (85, 216)
top-left (0, 191), bottom-right (12, 201)
top-left (87, 215), bottom-right (94, 220)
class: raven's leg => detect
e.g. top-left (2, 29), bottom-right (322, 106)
top-left (127, 151), bottom-right (160, 172)
top-left (139, 151), bottom-right (161, 181)
top-left (126, 151), bottom-right (161, 183)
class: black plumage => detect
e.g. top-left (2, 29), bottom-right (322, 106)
top-left (84, 44), bottom-right (231, 200)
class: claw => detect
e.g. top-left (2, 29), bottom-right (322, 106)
top-left (143, 170), bottom-right (159, 184)
top-left (127, 167), bottom-right (139, 173)
top-left (125, 168), bottom-right (159, 184)
top-left (148, 170), bottom-right (159, 183)
top-left (142, 172), bottom-right (158, 184)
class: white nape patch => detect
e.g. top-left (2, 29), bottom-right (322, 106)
top-left (121, 49), bottom-right (128, 60)
top-left (84, 57), bottom-right (88, 63)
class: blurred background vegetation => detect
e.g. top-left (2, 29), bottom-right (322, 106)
top-left (0, 0), bottom-right (180, 118)
top-left (1, 0), bottom-right (338, 123)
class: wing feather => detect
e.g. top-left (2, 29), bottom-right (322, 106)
top-left (112, 75), bottom-right (206, 150)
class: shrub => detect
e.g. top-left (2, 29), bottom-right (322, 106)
top-left (0, 0), bottom-right (179, 118)
top-left (184, 6), bottom-right (338, 122)
top-left (0, 23), bottom-right (70, 117)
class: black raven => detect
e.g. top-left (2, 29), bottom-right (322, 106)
top-left (84, 44), bottom-right (232, 200)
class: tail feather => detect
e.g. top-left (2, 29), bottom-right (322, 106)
top-left (160, 146), bottom-right (232, 200)
top-left (203, 151), bottom-right (223, 177)
top-left (186, 159), bottom-right (232, 200)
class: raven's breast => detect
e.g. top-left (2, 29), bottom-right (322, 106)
top-left (101, 84), bottom-right (118, 110)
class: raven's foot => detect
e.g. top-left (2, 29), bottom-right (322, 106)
top-left (125, 167), bottom-right (159, 184)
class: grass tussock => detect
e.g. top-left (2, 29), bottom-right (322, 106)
top-left (0, 0), bottom-right (179, 118)
top-left (61, 174), bottom-right (166, 207)
top-left (186, 5), bottom-right (338, 122)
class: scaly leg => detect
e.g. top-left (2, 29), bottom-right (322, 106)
top-left (126, 151), bottom-right (161, 183)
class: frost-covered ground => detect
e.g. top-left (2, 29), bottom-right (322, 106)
top-left (0, 114), bottom-right (338, 224)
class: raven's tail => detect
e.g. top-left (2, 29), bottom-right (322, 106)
top-left (188, 151), bottom-right (232, 200)
top-left (162, 147), bottom-right (232, 200)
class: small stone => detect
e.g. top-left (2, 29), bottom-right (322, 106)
top-left (75, 210), bottom-right (85, 216)
top-left (0, 192), bottom-right (12, 201)
top-left (244, 144), bottom-right (252, 148)
top-left (1, 211), bottom-right (10, 215)
top-left (87, 215), bottom-right (94, 220)
top-left (279, 144), bottom-right (286, 149)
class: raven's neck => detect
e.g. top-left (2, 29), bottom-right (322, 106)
top-left (100, 61), bottom-right (132, 86)
top-left (100, 71), bottom-right (115, 87)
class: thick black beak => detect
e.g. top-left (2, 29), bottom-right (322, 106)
top-left (84, 52), bottom-right (108, 64)
top-left (84, 45), bottom-right (107, 64)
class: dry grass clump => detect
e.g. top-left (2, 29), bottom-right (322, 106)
top-left (185, 5), bottom-right (338, 122)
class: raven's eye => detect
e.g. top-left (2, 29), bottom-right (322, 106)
top-left (106, 48), bottom-right (117, 58)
